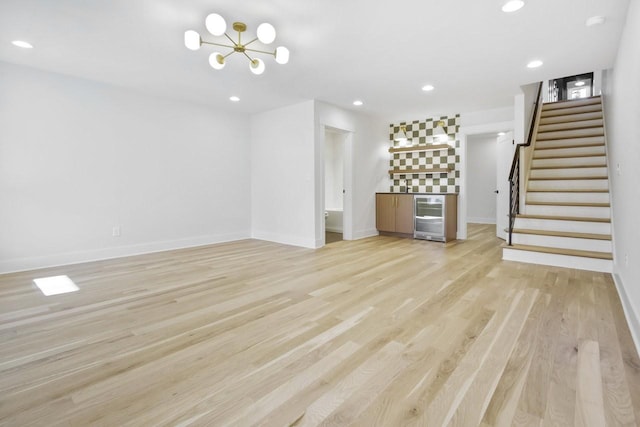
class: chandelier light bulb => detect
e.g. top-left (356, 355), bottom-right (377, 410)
top-left (205, 13), bottom-right (227, 36)
top-left (209, 52), bottom-right (226, 70)
top-left (257, 23), bottom-right (276, 44)
top-left (275, 46), bottom-right (290, 64)
top-left (250, 58), bottom-right (266, 75)
top-left (184, 30), bottom-right (201, 50)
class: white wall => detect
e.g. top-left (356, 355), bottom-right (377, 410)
top-left (324, 131), bottom-right (344, 210)
top-left (601, 0), bottom-right (640, 350)
top-left (0, 61), bottom-right (251, 273)
top-left (250, 100), bottom-right (317, 248)
top-left (467, 135), bottom-right (497, 224)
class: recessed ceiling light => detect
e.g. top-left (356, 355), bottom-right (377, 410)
top-left (11, 40), bottom-right (33, 49)
top-left (575, 81), bottom-right (585, 87)
top-left (33, 275), bottom-right (79, 296)
top-left (502, 0), bottom-right (525, 13)
top-left (527, 60), bottom-right (543, 68)
top-left (229, 96), bottom-right (240, 102)
top-left (498, 132), bottom-right (506, 136)
top-left (422, 85), bottom-right (435, 92)
top-left (586, 15), bottom-right (606, 26)
top-left (353, 100), bottom-right (363, 106)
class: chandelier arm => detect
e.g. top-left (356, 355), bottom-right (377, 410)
top-left (243, 37), bottom-right (259, 47)
top-left (244, 47), bottom-right (277, 56)
top-left (242, 51), bottom-right (255, 62)
top-left (201, 40), bottom-right (235, 49)
top-left (222, 51), bottom-right (236, 59)
top-left (224, 33), bottom-right (238, 46)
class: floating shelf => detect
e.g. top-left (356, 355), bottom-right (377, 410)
top-left (388, 167), bottom-right (452, 175)
top-left (389, 143), bottom-right (452, 153)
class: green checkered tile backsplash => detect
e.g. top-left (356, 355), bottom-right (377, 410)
top-left (389, 114), bottom-right (460, 193)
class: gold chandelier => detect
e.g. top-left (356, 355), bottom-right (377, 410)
top-left (184, 13), bottom-right (289, 75)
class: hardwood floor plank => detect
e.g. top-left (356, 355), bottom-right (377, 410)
top-left (0, 224), bottom-right (638, 426)
top-left (574, 340), bottom-right (606, 426)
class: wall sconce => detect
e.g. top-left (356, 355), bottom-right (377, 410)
top-left (433, 121), bottom-right (448, 142)
top-left (394, 124), bottom-right (411, 146)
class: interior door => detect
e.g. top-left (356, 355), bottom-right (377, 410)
top-left (496, 132), bottom-right (514, 240)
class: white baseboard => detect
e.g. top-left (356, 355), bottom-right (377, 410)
top-left (350, 228), bottom-right (379, 240)
top-left (0, 231), bottom-right (250, 274)
top-left (325, 227), bottom-right (343, 233)
top-left (612, 273), bottom-right (640, 357)
top-left (251, 231), bottom-right (316, 249)
top-left (467, 217), bottom-right (496, 225)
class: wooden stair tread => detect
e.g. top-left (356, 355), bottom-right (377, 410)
top-left (517, 214), bottom-right (611, 223)
top-left (504, 243), bottom-right (612, 260)
top-left (526, 201), bottom-right (610, 207)
top-left (531, 164), bottom-right (607, 170)
top-left (528, 176), bottom-right (608, 181)
top-left (541, 105), bottom-right (602, 118)
top-left (533, 153), bottom-right (605, 160)
top-left (539, 112), bottom-right (602, 125)
top-left (537, 124), bottom-right (603, 133)
top-left (536, 132), bottom-right (605, 141)
top-left (511, 228), bottom-right (611, 240)
top-left (526, 189), bottom-right (609, 193)
top-left (534, 143), bottom-right (604, 150)
top-left (542, 96), bottom-right (601, 109)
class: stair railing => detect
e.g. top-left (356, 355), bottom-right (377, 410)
top-left (508, 81), bottom-right (543, 246)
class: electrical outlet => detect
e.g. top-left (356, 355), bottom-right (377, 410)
top-left (112, 226), bottom-right (121, 237)
top-left (617, 163), bottom-right (621, 176)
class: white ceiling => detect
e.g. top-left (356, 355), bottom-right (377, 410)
top-left (0, 0), bottom-right (630, 121)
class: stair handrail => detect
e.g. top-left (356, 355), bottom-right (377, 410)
top-left (508, 81), bottom-right (543, 246)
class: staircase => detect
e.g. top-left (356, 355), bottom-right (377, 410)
top-left (503, 96), bottom-right (613, 273)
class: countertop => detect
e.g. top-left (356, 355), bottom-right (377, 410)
top-left (376, 192), bottom-right (459, 195)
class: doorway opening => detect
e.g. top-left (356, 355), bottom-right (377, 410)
top-left (548, 72), bottom-right (594, 102)
top-left (467, 134), bottom-right (499, 228)
top-left (324, 128), bottom-right (346, 244)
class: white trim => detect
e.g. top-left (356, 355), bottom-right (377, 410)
top-left (350, 228), bottom-right (379, 240)
top-left (252, 231), bottom-right (316, 249)
top-left (612, 273), bottom-right (640, 357)
top-left (458, 120), bottom-right (514, 241)
top-left (0, 232), bottom-right (249, 274)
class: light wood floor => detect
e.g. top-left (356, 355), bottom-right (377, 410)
top-left (1, 224), bottom-right (639, 426)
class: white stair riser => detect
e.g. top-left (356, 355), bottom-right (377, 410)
top-left (539, 112), bottom-right (602, 125)
top-left (528, 179), bottom-right (608, 191)
top-left (526, 192), bottom-right (610, 203)
top-left (502, 248), bottom-right (612, 273)
top-left (538, 119), bottom-right (603, 133)
top-left (514, 218), bottom-right (611, 234)
top-left (511, 233), bottom-right (612, 252)
top-left (533, 146), bottom-right (605, 158)
top-left (529, 167), bottom-right (607, 179)
top-left (537, 128), bottom-right (604, 141)
top-left (532, 156), bottom-right (606, 168)
top-left (524, 204), bottom-right (610, 218)
top-left (535, 136), bottom-right (604, 149)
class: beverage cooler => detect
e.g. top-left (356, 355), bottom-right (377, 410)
top-left (414, 195), bottom-right (457, 242)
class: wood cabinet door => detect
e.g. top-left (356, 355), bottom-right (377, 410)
top-left (376, 194), bottom-right (396, 232)
top-left (395, 194), bottom-right (415, 234)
